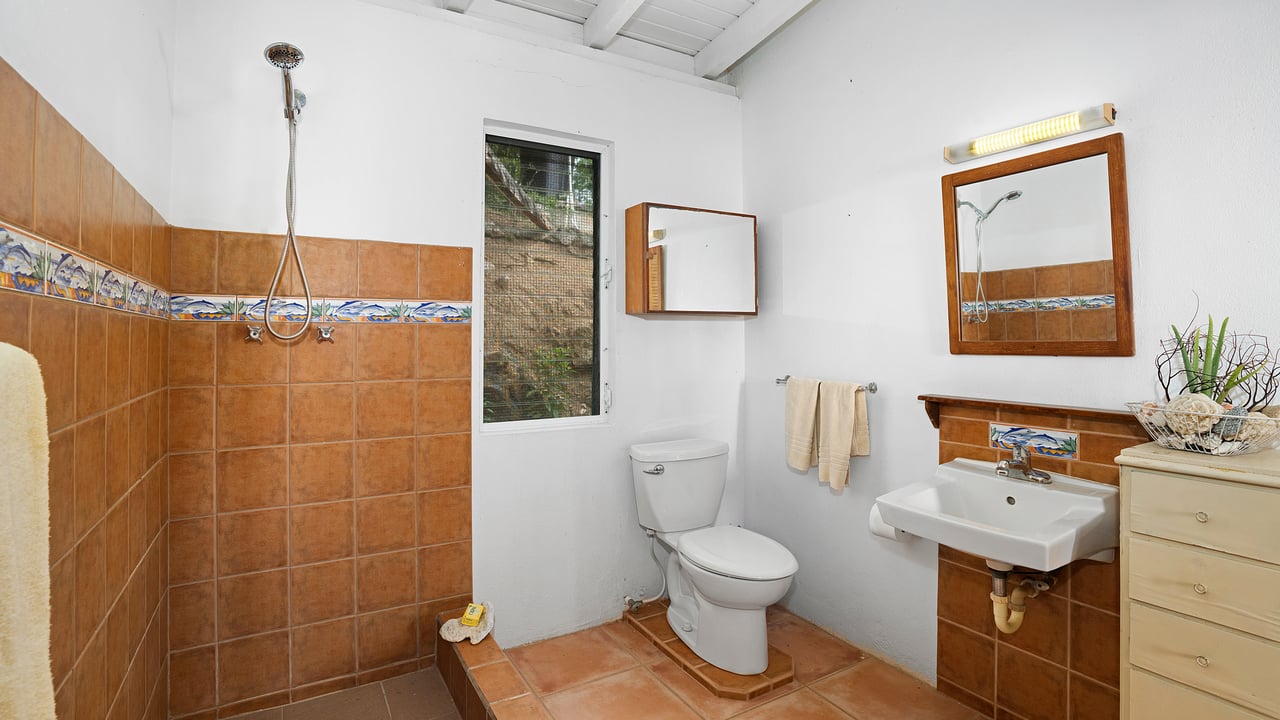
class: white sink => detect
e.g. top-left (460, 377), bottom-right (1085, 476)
top-left (874, 458), bottom-right (1119, 571)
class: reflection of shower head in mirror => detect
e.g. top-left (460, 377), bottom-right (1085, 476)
top-left (957, 190), bottom-right (1022, 221)
top-left (959, 189), bottom-right (1022, 325)
top-left (984, 190), bottom-right (1022, 219)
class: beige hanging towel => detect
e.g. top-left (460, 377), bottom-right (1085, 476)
top-left (0, 342), bottom-right (55, 720)
top-left (817, 381), bottom-right (870, 490)
top-left (784, 376), bottom-right (821, 471)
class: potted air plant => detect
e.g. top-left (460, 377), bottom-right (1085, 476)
top-left (1128, 313), bottom-right (1280, 455)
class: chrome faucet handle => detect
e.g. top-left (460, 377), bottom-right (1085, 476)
top-left (1012, 444), bottom-right (1031, 464)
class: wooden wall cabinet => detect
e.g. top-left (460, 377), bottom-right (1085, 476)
top-left (1118, 443), bottom-right (1280, 720)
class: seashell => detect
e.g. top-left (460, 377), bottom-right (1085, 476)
top-left (1214, 406), bottom-right (1249, 439)
top-left (1262, 406), bottom-right (1280, 419)
top-left (1165, 393), bottom-right (1224, 435)
top-left (1157, 435), bottom-right (1186, 450)
top-left (1212, 441), bottom-right (1244, 455)
top-left (1234, 413), bottom-right (1278, 445)
top-left (1188, 433), bottom-right (1223, 451)
top-left (1138, 401), bottom-right (1168, 428)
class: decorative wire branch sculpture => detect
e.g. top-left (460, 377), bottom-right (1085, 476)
top-left (1156, 312), bottom-right (1280, 411)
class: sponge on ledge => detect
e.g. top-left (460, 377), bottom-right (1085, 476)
top-left (440, 602), bottom-right (494, 645)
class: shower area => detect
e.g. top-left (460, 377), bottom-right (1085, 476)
top-left (162, 43), bottom-right (476, 718)
top-left (0, 36), bottom-right (475, 719)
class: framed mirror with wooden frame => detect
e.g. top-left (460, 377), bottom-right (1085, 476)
top-left (942, 133), bottom-right (1133, 356)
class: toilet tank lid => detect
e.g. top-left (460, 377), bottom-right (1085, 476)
top-left (679, 526), bottom-right (798, 581)
top-left (629, 438), bottom-right (729, 463)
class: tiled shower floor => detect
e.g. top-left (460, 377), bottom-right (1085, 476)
top-left (230, 606), bottom-right (981, 720)
top-left (228, 669), bottom-right (460, 720)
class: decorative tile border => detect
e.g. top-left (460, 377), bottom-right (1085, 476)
top-left (962, 294), bottom-right (1115, 315)
top-left (989, 423), bottom-right (1079, 459)
top-left (1, 222), bottom-right (170, 318)
top-left (2, 222), bottom-right (472, 324)
top-left (169, 294), bottom-right (471, 323)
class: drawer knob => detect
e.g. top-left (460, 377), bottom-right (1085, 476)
top-left (1195, 655), bottom-right (1210, 668)
top-left (1194, 511), bottom-right (1210, 523)
top-left (1193, 583), bottom-right (1208, 595)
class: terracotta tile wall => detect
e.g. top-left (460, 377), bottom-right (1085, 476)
top-left (931, 399), bottom-right (1146, 720)
top-left (166, 229), bottom-right (474, 718)
top-left (0, 57), bottom-right (173, 720)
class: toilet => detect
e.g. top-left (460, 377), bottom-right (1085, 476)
top-left (629, 438), bottom-right (798, 675)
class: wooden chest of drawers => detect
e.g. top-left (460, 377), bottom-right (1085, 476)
top-left (1119, 444), bottom-right (1280, 720)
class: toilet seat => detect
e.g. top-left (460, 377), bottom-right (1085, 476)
top-left (678, 526), bottom-right (798, 581)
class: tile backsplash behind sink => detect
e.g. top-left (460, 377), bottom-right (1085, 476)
top-left (924, 395), bottom-right (1145, 720)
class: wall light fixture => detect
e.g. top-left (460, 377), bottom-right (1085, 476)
top-left (944, 103), bottom-right (1117, 164)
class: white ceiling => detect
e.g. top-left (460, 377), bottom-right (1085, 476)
top-left (418, 0), bottom-right (817, 84)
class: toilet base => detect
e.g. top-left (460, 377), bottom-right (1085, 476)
top-left (665, 553), bottom-right (770, 675)
top-left (668, 603), bottom-right (769, 675)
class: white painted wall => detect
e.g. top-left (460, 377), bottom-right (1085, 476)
top-left (168, 0), bottom-right (747, 647)
top-left (734, 0), bottom-right (1280, 678)
top-left (0, 0), bottom-right (175, 215)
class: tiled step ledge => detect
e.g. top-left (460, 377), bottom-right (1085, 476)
top-left (437, 609), bottom-right (548, 720)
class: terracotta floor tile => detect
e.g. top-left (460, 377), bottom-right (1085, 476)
top-left (810, 659), bottom-right (976, 720)
top-left (472, 661), bottom-right (529, 703)
top-left (637, 612), bottom-right (678, 642)
top-left (506, 626), bottom-right (636, 695)
top-left (732, 688), bottom-right (852, 720)
top-left (600, 620), bottom-right (666, 664)
top-left (764, 609), bottom-right (865, 682)
top-left (541, 667), bottom-right (699, 720)
top-left (456, 635), bottom-right (507, 669)
top-left (649, 658), bottom-right (797, 720)
top-left (491, 695), bottom-right (552, 720)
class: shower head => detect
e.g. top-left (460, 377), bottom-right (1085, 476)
top-left (264, 42), bottom-right (304, 70)
top-left (265, 43), bottom-right (305, 123)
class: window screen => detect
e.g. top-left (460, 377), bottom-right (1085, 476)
top-left (483, 136), bottom-right (600, 423)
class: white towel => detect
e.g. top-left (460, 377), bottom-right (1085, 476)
top-left (784, 377), bottom-right (821, 471)
top-left (817, 381), bottom-right (870, 490)
top-left (0, 342), bottom-right (55, 720)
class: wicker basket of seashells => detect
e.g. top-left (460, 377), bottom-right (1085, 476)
top-left (1128, 396), bottom-right (1280, 456)
top-left (1132, 313), bottom-right (1280, 455)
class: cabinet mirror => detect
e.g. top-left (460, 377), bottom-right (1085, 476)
top-left (625, 203), bottom-right (758, 315)
top-left (942, 134), bottom-right (1133, 356)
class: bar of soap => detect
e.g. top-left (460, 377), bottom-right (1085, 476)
top-left (460, 602), bottom-right (485, 627)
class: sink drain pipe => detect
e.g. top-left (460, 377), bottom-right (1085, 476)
top-left (988, 562), bottom-right (1053, 635)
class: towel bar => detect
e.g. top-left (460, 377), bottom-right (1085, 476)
top-left (776, 375), bottom-right (877, 393)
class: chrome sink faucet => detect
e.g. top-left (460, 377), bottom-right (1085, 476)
top-left (996, 444), bottom-right (1052, 484)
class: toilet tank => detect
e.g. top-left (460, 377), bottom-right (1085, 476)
top-left (629, 439), bottom-right (729, 532)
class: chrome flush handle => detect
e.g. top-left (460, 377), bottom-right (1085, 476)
top-left (643, 464), bottom-right (665, 475)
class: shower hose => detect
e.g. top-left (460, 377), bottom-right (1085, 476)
top-left (265, 119), bottom-right (312, 340)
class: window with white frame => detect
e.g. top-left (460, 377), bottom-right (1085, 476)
top-left (482, 134), bottom-right (602, 424)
